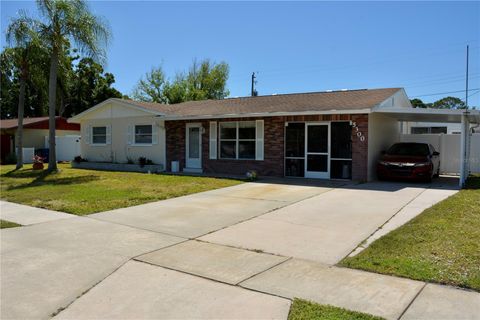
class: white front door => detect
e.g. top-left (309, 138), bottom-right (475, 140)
top-left (186, 124), bottom-right (202, 169)
top-left (305, 123), bottom-right (330, 179)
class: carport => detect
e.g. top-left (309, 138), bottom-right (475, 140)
top-left (372, 108), bottom-right (480, 187)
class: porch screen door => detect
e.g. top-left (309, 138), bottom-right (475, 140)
top-left (305, 123), bottom-right (330, 179)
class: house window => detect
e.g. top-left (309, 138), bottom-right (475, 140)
top-left (411, 127), bottom-right (447, 134)
top-left (219, 121), bottom-right (256, 159)
top-left (92, 126), bottom-right (107, 144)
top-left (135, 125), bottom-right (153, 144)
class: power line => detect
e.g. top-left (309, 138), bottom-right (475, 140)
top-left (467, 89), bottom-right (480, 98)
top-left (229, 44), bottom-right (480, 80)
top-left (411, 88), bottom-right (480, 98)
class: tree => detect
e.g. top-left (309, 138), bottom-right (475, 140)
top-left (6, 10), bottom-right (43, 169)
top-left (132, 66), bottom-right (169, 103)
top-left (164, 74), bottom-right (187, 104)
top-left (432, 96), bottom-right (466, 109)
top-left (410, 98), bottom-right (427, 108)
top-left (0, 49), bottom-right (17, 119)
top-left (69, 57), bottom-right (121, 116)
top-left (184, 59), bottom-right (229, 101)
top-left (36, 0), bottom-right (111, 172)
top-left (132, 59), bottom-right (230, 104)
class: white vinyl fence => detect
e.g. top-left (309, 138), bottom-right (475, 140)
top-left (400, 133), bottom-right (480, 174)
top-left (21, 148), bottom-right (35, 164)
top-left (44, 135), bottom-right (81, 162)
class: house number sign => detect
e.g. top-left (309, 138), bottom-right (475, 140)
top-left (352, 121), bottom-right (365, 142)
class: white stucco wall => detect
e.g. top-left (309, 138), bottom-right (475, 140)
top-left (78, 102), bottom-right (166, 167)
top-left (367, 113), bottom-right (401, 181)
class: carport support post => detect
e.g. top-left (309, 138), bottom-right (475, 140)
top-left (459, 112), bottom-right (470, 188)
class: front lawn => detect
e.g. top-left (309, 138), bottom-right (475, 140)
top-left (288, 299), bottom-right (384, 320)
top-left (0, 164), bottom-right (242, 215)
top-left (0, 219), bottom-right (21, 229)
top-left (341, 176), bottom-right (480, 291)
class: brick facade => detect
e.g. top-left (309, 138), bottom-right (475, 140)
top-left (165, 114), bottom-right (368, 180)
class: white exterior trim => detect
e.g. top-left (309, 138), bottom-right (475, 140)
top-left (68, 98), bottom-right (166, 123)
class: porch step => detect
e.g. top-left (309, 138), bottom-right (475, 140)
top-left (183, 167), bottom-right (203, 174)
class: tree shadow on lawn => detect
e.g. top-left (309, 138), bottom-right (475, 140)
top-left (5, 169), bottom-right (100, 191)
top-left (465, 175), bottom-right (480, 189)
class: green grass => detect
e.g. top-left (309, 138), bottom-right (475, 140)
top-left (288, 299), bottom-right (384, 320)
top-left (0, 219), bottom-right (21, 229)
top-left (0, 164), bottom-right (242, 215)
top-left (341, 176), bottom-right (480, 291)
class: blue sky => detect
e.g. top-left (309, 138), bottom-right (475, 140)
top-left (1, 1), bottom-right (479, 106)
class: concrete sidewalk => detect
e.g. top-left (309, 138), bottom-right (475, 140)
top-left (56, 239), bottom-right (479, 320)
top-left (1, 217), bottom-right (184, 319)
top-left (0, 200), bottom-right (74, 225)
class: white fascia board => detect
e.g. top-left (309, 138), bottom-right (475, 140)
top-left (159, 108), bottom-right (372, 121)
top-left (68, 98), bottom-right (165, 123)
top-left (373, 108), bottom-right (480, 123)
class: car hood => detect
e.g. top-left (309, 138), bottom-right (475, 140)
top-left (381, 154), bottom-right (429, 163)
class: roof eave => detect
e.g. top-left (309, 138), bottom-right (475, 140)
top-left (68, 98), bottom-right (166, 123)
top-left (159, 108), bottom-right (372, 121)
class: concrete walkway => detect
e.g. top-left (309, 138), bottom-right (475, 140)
top-left (2, 178), bottom-right (477, 320)
top-left (0, 200), bottom-right (74, 225)
top-left (53, 239), bottom-right (479, 320)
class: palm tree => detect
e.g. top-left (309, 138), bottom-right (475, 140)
top-left (36, 0), bottom-right (110, 171)
top-left (6, 11), bottom-right (42, 170)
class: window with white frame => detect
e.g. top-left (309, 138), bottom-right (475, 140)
top-left (91, 126), bottom-right (107, 144)
top-left (134, 125), bottom-right (153, 144)
top-left (219, 121), bottom-right (256, 159)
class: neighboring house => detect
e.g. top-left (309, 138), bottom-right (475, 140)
top-left (0, 117), bottom-right (81, 163)
top-left (69, 88), bottom-right (410, 181)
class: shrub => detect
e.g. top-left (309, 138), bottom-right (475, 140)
top-left (73, 156), bottom-right (87, 163)
top-left (138, 157), bottom-right (154, 167)
top-left (246, 170), bottom-right (258, 181)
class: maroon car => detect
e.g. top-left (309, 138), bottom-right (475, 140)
top-left (377, 142), bottom-right (440, 182)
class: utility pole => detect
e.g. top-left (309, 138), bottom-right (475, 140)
top-left (251, 72), bottom-right (258, 96)
top-left (465, 45), bottom-right (469, 109)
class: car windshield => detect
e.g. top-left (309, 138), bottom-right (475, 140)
top-left (387, 143), bottom-right (430, 156)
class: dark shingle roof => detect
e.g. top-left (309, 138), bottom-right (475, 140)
top-left (114, 88), bottom-right (402, 118)
top-left (0, 117), bottom-right (50, 129)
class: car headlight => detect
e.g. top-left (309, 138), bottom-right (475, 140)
top-left (378, 161), bottom-right (389, 166)
top-left (414, 162), bottom-right (431, 167)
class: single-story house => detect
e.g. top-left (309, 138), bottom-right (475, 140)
top-left (69, 87), bottom-right (480, 184)
top-left (0, 116), bottom-right (81, 163)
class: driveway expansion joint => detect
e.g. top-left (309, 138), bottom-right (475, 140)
top-left (397, 282), bottom-right (428, 320)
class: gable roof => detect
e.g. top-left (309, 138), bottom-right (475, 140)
top-left (69, 88), bottom-right (404, 122)
top-left (161, 88), bottom-right (403, 118)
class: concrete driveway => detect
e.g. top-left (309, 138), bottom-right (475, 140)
top-left (200, 178), bottom-right (458, 264)
top-left (1, 177), bottom-right (464, 319)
